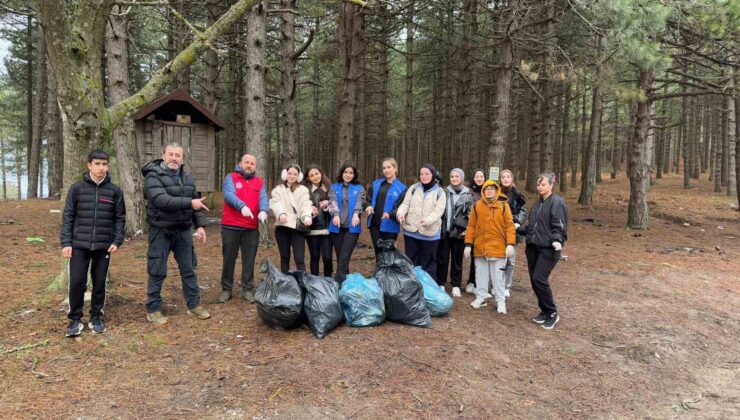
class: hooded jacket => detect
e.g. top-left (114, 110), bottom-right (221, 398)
top-left (442, 185), bottom-right (473, 239)
top-left (61, 172), bottom-right (126, 250)
top-left (397, 182), bottom-right (447, 238)
top-left (520, 193), bottom-right (568, 247)
top-left (464, 180), bottom-right (516, 258)
top-left (142, 159), bottom-right (206, 230)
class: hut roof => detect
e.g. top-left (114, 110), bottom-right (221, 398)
top-left (132, 89), bottom-right (225, 131)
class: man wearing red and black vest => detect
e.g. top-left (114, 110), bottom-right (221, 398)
top-left (219, 153), bottom-right (269, 303)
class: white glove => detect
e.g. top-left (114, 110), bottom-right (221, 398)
top-left (241, 206), bottom-right (254, 218)
top-left (514, 223), bottom-right (520, 230)
top-left (552, 242), bottom-right (562, 251)
top-left (463, 246), bottom-right (471, 259)
top-left (505, 245), bottom-right (515, 258)
top-left (258, 211), bottom-right (268, 224)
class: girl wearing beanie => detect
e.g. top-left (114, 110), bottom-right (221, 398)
top-left (464, 180), bottom-right (516, 313)
top-left (499, 169), bottom-right (527, 297)
top-left (436, 168), bottom-right (473, 297)
top-left (396, 164), bottom-right (447, 281)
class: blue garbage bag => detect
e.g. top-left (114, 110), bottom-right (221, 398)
top-left (339, 273), bottom-right (386, 327)
top-left (414, 266), bottom-right (454, 317)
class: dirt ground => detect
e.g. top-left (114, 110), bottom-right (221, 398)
top-left (0, 173), bottom-right (738, 419)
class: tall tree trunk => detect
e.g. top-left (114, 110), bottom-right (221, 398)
top-left (559, 85), bottom-right (571, 191)
top-left (0, 138), bottom-right (6, 199)
top-left (457, 0), bottom-right (476, 169)
top-left (15, 141), bottom-right (23, 200)
top-left (25, 16), bottom-right (33, 190)
top-left (570, 91), bottom-right (583, 188)
top-left (203, 1), bottom-right (221, 111)
top-left (336, 1), bottom-right (365, 165)
top-left (734, 73), bottom-right (740, 210)
top-left (692, 97), bottom-right (701, 179)
top-left (488, 3), bottom-right (513, 170)
top-left (245, 2), bottom-right (267, 179)
top-left (578, 36), bottom-right (604, 206)
top-left (627, 69), bottom-right (654, 229)
top-left (28, 24), bottom-right (47, 198)
top-left (526, 93), bottom-right (540, 192)
top-left (47, 61), bottom-right (63, 198)
top-left (106, 6), bottom-right (146, 237)
top-left (595, 103), bottom-right (604, 184)
top-left (279, 0), bottom-right (299, 164)
top-left (714, 98), bottom-right (722, 192)
top-left (610, 99), bottom-right (620, 179)
top-left (728, 92), bottom-right (737, 196)
top-left (682, 89), bottom-right (691, 188)
top-left (403, 0), bottom-right (414, 178)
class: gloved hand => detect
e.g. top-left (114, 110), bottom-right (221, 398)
top-left (552, 242), bottom-right (562, 251)
top-left (241, 206), bottom-right (254, 218)
top-left (514, 223), bottom-right (520, 230)
top-left (258, 211), bottom-right (268, 224)
top-left (463, 246), bottom-right (471, 259)
top-left (505, 244), bottom-right (515, 258)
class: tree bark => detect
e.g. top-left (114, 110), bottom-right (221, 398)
top-left (28, 23), bottom-right (47, 198)
top-left (610, 99), bottom-right (620, 179)
top-left (559, 85), bottom-right (571, 191)
top-left (244, 2), bottom-right (267, 179)
top-left (336, 1), bottom-right (365, 165)
top-left (25, 15), bottom-right (33, 181)
top-left (403, 0), bottom-right (414, 178)
top-left (279, 0), bottom-right (299, 164)
top-left (0, 137), bottom-right (6, 199)
top-left (734, 74), bottom-right (740, 210)
top-left (47, 61), bottom-right (63, 198)
top-left (728, 91), bottom-right (737, 196)
top-left (488, 3), bottom-right (513, 170)
top-left (578, 36), bottom-right (605, 206)
top-left (106, 6), bottom-right (146, 237)
top-left (627, 69), bottom-right (655, 229)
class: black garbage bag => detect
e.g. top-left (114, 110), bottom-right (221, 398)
top-left (374, 239), bottom-right (432, 328)
top-left (255, 260), bottom-right (303, 330)
top-left (297, 272), bottom-right (343, 339)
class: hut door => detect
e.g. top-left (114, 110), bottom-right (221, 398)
top-left (161, 123), bottom-right (193, 171)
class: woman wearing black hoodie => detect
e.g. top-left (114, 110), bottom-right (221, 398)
top-left (302, 165), bottom-right (337, 277)
top-left (465, 169), bottom-right (486, 294)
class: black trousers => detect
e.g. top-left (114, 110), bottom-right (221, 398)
top-left (146, 227), bottom-right (200, 313)
top-left (404, 235), bottom-right (439, 281)
top-left (369, 224), bottom-right (398, 257)
top-left (306, 234), bottom-right (333, 277)
top-left (525, 244), bottom-right (559, 315)
top-left (275, 226), bottom-right (306, 273)
top-left (436, 236), bottom-right (465, 287)
top-left (68, 248), bottom-right (110, 321)
top-left (221, 228), bottom-right (259, 292)
top-left (331, 228), bottom-right (359, 283)
top-left (467, 244), bottom-right (476, 287)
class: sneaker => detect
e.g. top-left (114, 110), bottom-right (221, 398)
top-left (147, 311), bottom-right (168, 325)
top-left (497, 301), bottom-right (507, 314)
top-left (542, 313), bottom-right (559, 330)
top-left (65, 320), bottom-right (83, 337)
top-left (187, 306), bottom-right (211, 319)
top-left (88, 317), bottom-right (106, 334)
top-left (532, 312), bottom-right (547, 324)
top-left (452, 287), bottom-right (461, 297)
top-left (218, 290), bottom-right (231, 304)
top-left (470, 298), bottom-right (487, 309)
top-left (504, 289), bottom-right (511, 298)
top-left (465, 283), bottom-right (475, 294)
top-left (242, 289), bottom-right (255, 303)
top-left (485, 292), bottom-right (493, 299)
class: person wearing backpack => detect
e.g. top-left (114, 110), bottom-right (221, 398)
top-left (396, 164), bottom-right (447, 281)
top-left (269, 164), bottom-right (314, 274)
top-left (60, 149), bottom-right (126, 337)
top-left (436, 168), bottom-right (473, 297)
top-left (500, 169), bottom-right (527, 298)
top-left (329, 162), bottom-right (366, 284)
top-left (465, 168), bottom-right (486, 294)
top-left (364, 157), bottom-right (407, 258)
top-left (303, 164), bottom-right (337, 277)
top-left (464, 180), bottom-right (516, 314)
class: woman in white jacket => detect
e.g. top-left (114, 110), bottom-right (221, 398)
top-left (270, 164), bottom-right (314, 273)
top-left (396, 164), bottom-right (447, 282)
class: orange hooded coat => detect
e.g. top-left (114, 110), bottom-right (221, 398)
top-left (464, 180), bottom-right (516, 258)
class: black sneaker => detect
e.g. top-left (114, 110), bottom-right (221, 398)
top-left (88, 317), bottom-right (106, 334)
top-left (542, 313), bottom-right (560, 330)
top-left (65, 320), bottom-right (84, 337)
top-left (532, 312), bottom-right (548, 324)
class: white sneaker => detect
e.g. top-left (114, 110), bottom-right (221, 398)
top-left (485, 293), bottom-right (493, 299)
top-left (497, 301), bottom-right (507, 314)
top-left (470, 298), bottom-right (487, 309)
top-left (465, 283), bottom-right (475, 294)
top-left (452, 287), bottom-right (461, 297)
top-left (504, 289), bottom-right (511, 298)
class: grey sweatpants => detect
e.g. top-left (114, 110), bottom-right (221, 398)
top-left (504, 244), bottom-right (518, 290)
top-left (474, 257), bottom-right (507, 303)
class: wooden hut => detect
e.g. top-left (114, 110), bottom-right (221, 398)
top-left (133, 89), bottom-right (224, 192)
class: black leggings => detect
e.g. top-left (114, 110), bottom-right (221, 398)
top-left (404, 235), bottom-right (439, 281)
top-left (525, 244), bottom-right (559, 315)
top-left (306, 234), bottom-right (333, 277)
top-left (436, 236), bottom-right (465, 287)
top-left (275, 226), bottom-right (306, 274)
top-left (331, 228), bottom-right (359, 283)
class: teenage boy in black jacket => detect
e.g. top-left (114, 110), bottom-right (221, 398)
top-left (61, 150), bottom-right (126, 337)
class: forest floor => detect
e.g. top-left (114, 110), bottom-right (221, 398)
top-left (0, 173), bottom-right (738, 419)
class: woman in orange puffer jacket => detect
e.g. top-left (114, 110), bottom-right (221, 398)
top-left (464, 180), bottom-right (516, 314)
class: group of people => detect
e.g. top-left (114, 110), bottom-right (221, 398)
top-left (60, 143), bottom-right (568, 338)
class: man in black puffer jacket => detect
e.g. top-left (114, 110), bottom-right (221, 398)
top-left (142, 143), bottom-right (211, 325)
top-left (61, 150), bottom-right (125, 338)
